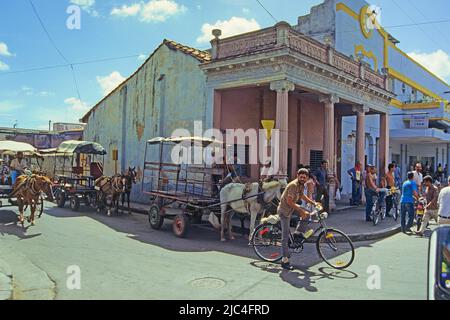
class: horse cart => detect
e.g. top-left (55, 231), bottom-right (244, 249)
top-left (143, 136), bottom-right (232, 238)
top-left (0, 140), bottom-right (45, 217)
top-left (46, 140), bottom-right (107, 212)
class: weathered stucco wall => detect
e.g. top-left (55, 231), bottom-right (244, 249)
top-left (83, 44), bottom-right (207, 203)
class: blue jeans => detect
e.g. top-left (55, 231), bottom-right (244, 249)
top-left (351, 180), bottom-right (362, 204)
top-left (400, 203), bottom-right (415, 231)
top-left (365, 189), bottom-right (386, 220)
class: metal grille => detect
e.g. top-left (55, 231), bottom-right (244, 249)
top-left (309, 150), bottom-right (323, 172)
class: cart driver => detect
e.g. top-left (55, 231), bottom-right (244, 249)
top-left (10, 152), bottom-right (27, 175)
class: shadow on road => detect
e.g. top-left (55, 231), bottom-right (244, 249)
top-left (250, 261), bottom-right (358, 292)
top-left (0, 209), bottom-right (42, 240)
top-left (27, 204), bottom-right (375, 270)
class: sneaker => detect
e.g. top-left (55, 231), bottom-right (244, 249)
top-left (281, 262), bottom-right (294, 271)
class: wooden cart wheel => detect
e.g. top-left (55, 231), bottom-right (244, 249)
top-left (148, 204), bottom-right (164, 230)
top-left (173, 214), bottom-right (190, 238)
top-left (56, 190), bottom-right (66, 208)
top-left (70, 196), bottom-right (80, 212)
top-left (37, 195), bottom-right (44, 218)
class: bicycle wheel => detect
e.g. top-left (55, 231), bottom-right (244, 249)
top-left (392, 202), bottom-right (399, 221)
top-left (252, 223), bottom-right (283, 263)
top-left (372, 202), bottom-right (379, 226)
top-left (380, 205), bottom-right (386, 220)
top-left (316, 228), bottom-right (355, 270)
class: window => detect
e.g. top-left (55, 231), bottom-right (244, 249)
top-left (309, 150), bottom-right (323, 173)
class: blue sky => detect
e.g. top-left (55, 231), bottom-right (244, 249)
top-left (0, 0), bottom-right (449, 129)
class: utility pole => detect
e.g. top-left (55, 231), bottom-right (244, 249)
top-left (49, 120), bottom-right (52, 131)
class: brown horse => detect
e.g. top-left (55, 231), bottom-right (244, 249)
top-left (95, 174), bottom-right (125, 216)
top-left (121, 167), bottom-right (137, 215)
top-left (9, 175), bottom-right (54, 226)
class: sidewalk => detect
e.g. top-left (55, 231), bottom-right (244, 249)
top-left (121, 201), bottom-right (401, 242)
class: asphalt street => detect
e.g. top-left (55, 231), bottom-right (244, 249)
top-left (0, 201), bottom-right (431, 300)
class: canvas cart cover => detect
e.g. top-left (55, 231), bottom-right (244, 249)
top-left (56, 140), bottom-right (107, 155)
top-left (0, 140), bottom-right (38, 155)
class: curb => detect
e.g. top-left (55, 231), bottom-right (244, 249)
top-left (0, 258), bottom-right (13, 300)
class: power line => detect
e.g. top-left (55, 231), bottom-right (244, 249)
top-left (28, 0), bottom-right (70, 65)
top-left (408, 0), bottom-right (450, 47)
top-left (391, 0), bottom-right (448, 50)
top-left (28, 0), bottom-right (83, 110)
top-left (0, 54), bottom-right (141, 76)
top-left (255, 0), bottom-right (278, 24)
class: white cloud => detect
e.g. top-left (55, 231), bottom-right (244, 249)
top-left (0, 42), bottom-right (13, 56)
top-left (110, 0), bottom-right (187, 23)
top-left (242, 8), bottom-right (250, 14)
top-left (138, 54), bottom-right (148, 61)
top-left (70, 0), bottom-right (98, 16)
top-left (408, 49), bottom-right (450, 83)
top-left (96, 71), bottom-right (126, 96)
top-left (64, 97), bottom-right (89, 113)
top-left (0, 61), bottom-right (9, 71)
top-left (197, 17), bottom-right (261, 44)
top-left (111, 3), bottom-right (142, 17)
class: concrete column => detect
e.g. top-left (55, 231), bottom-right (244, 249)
top-left (320, 94), bottom-right (340, 173)
top-left (379, 113), bottom-right (390, 173)
top-left (353, 106), bottom-right (369, 168)
top-left (270, 80), bottom-right (295, 177)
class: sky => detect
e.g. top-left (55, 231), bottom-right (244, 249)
top-left (0, 0), bottom-right (449, 130)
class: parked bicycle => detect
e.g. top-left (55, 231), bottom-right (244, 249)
top-left (386, 187), bottom-right (401, 221)
top-left (251, 204), bottom-right (355, 270)
top-left (371, 188), bottom-right (388, 226)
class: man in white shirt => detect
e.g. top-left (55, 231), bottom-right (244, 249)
top-left (413, 162), bottom-right (423, 195)
top-left (437, 177), bottom-right (450, 225)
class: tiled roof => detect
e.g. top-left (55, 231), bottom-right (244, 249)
top-left (163, 39), bottom-right (211, 62)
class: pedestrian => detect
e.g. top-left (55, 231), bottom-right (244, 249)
top-left (314, 160), bottom-right (329, 213)
top-left (347, 161), bottom-right (362, 206)
top-left (277, 168), bottom-right (320, 270)
top-left (392, 161), bottom-right (402, 188)
top-left (417, 175), bottom-right (439, 236)
top-left (437, 163), bottom-right (444, 183)
top-left (444, 164), bottom-right (448, 180)
top-left (400, 172), bottom-right (419, 234)
top-left (364, 164), bottom-right (386, 222)
top-left (413, 162), bottom-right (424, 195)
top-left (382, 163), bottom-right (396, 217)
top-left (437, 177), bottom-right (450, 226)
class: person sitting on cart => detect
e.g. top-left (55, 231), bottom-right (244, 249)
top-left (10, 151), bottom-right (27, 183)
top-left (1, 159), bottom-right (10, 185)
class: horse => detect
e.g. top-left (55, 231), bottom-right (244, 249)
top-left (121, 167), bottom-right (137, 215)
top-left (219, 178), bottom-right (287, 242)
top-left (94, 174), bottom-right (125, 216)
top-left (9, 174), bottom-right (54, 226)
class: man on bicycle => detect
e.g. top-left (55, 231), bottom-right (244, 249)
top-left (382, 163), bottom-right (396, 217)
top-left (365, 164), bottom-right (386, 222)
top-left (278, 168), bottom-right (321, 271)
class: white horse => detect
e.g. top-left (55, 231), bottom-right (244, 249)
top-left (219, 179), bottom-right (287, 242)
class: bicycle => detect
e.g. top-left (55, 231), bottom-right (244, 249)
top-left (251, 205), bottom-right (355, 270)
top-left (370, 188), bottom-right (388, 226)
top-left (386, 187), bottom-right (401, 221)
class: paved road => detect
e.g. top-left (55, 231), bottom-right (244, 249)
top-left (0, 201), bottom-right (431, 300)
